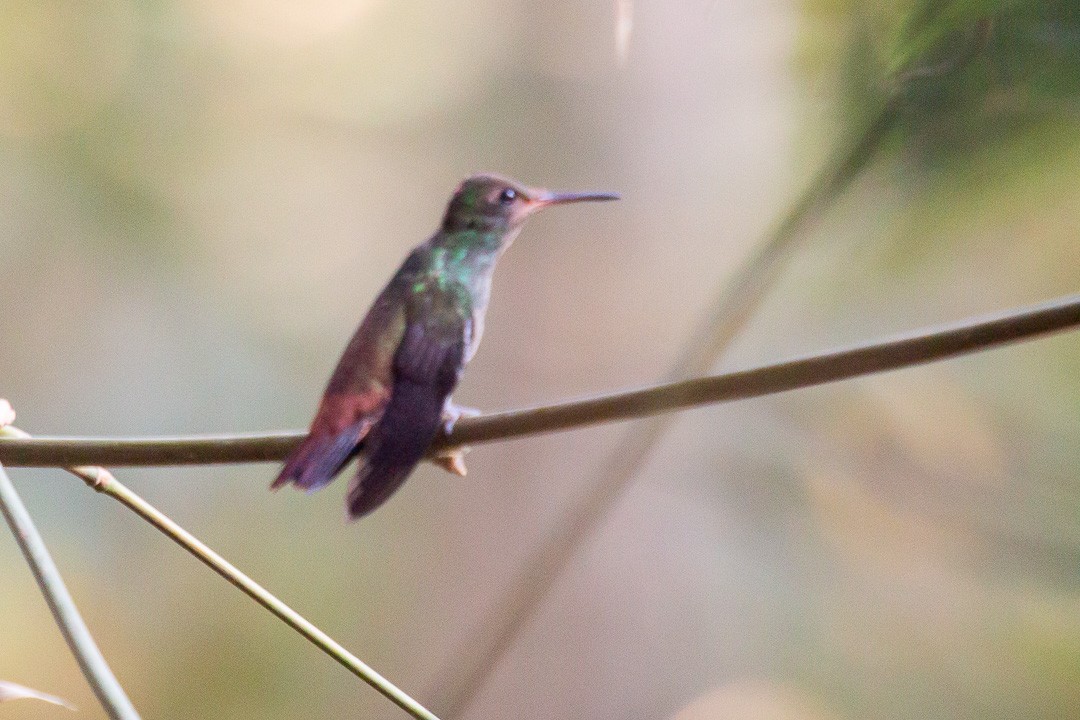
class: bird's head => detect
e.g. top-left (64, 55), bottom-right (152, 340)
top-left (441, 173), bottom-right (619, 235)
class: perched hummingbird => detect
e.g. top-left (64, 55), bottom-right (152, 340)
top-left (273, 174), bottom-right (618, 519)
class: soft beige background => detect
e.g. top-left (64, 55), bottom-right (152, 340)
top-left (2, 2), bottom-right (1079, 719)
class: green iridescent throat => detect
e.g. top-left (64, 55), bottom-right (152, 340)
top-left (440, 229), bottom-right (501, 270)
top-left (412, 229), bottom-right (503, 295)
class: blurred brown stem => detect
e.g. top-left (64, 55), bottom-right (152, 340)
top-left (435, 24), bottom-right (994, 709)
top-left (430, 94), bottom-right (894, 716)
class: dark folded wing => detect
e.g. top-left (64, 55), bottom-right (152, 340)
top-left (346, 289), bottom-right (470, 519)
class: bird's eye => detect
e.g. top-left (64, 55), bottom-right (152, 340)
top-left (498, 187), bottom-right (517, 205)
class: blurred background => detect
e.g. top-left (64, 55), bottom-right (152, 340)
top-left (2, 1), bottom-right (1080, 718)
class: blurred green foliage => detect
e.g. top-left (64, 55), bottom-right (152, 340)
top-left (804, 1), bottom-right (1080, 169)
top-left (2, 2), bottom-right (1080, 720)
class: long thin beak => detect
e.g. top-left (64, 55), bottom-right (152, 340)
top-left (531, 189), bottom-right (621, 207)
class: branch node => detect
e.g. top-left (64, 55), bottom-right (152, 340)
top-left (77, 466), bottom-right (115, 492)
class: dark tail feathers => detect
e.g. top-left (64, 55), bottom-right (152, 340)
top-left (271, 420), bottom-right (367, 492)
top-left (346, 378), bottom-right (443, 519)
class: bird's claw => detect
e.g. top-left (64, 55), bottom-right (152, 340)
top-left (434, 403), bottom-right (479, 476)
top-left (433, 447), bottom-right (470, 477)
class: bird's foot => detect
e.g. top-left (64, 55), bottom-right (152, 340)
top-left (441, 403), bottom-right (481, 435)
top-left (435, 403), bottom-right (479, 476)
top-left (433, 446), bottom-right (471, 477)
top-left (434, 405), bottom-right (477, 479)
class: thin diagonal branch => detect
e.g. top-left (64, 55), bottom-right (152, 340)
top-left (430, 92), bottom-right (903, 719)
top-left (0, 423), bottom-right (441, 720)
top-left (2, 294), bottom-right (1079, 470)
top-left (0, 461), bottom-right (140, 717)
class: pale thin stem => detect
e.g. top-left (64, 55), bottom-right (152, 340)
top-left (0, 461), bottom-right (141, 720)
top-left (0, 425), bottom-right (440, 720)
top-left (2, 294), bottom-right (1080, 469)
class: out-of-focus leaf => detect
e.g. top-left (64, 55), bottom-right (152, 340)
top-left (803, 1), bottom-right (1080, 161)
top-left (899, 4), bottom-right (1078, 156)
top-left (800, 0), bottom-right (1080, 271)
top-left (0, 680), bottom-right (76, 710)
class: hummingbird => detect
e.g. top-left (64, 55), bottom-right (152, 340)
top-left (273, 174), bottom-right (619, 519)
